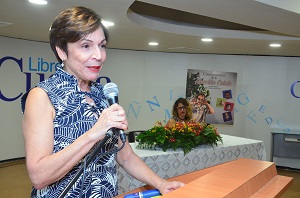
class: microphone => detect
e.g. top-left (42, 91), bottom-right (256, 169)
top-left (124, 189), bottom-right (161, 198)
top-left (103, 82), bottom-right (126, 143)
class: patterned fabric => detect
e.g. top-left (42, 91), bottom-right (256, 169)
top-left (172, 116), bottom-right (183, 122)
top-left (21, 66), bottom-right (119, 198)
top-left (192, 104), bottom-right (209, 123)
top-left (172, 116), bottom-right (190, 123)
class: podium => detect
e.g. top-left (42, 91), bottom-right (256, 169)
top-left (116, 158), bottom-right (293, 198)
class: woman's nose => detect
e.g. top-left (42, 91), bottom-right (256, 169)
top-left (92, 47), bottom-right (105, 60)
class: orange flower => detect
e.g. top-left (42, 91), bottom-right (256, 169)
top-left (136, 120), bottom-right (222, 155)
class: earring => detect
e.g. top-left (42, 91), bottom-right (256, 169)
top-left (61, 61), bottom-right (64, 67)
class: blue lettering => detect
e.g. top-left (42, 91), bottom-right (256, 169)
top-left (164, 109), bottom-right (171, 124)
top-left (277, 118), bottom-right (290, 132)
top-left (24, 72), bottom-right (32, 92)
top-left (127, 101), bottom-right (141, 119)
top-left (259, 105), bottom-right (267, 113)
top-left (28, 57), bottom-right (37, 71)
top-left (146, 96), bottom-right (160, 112)
top-left (28, 57), bottom-right (59, 72)
top-left (169, 89), bottom-right (184, 101)
top-left (96, 76), bottom-right (111, 84)
top-left (23, 72), bottom-right (46, 92)
top-left (265, 117), bottom-right (272, 125)
top-left (237, 93), bottom-right (250, 105)
top-left (1, 56), bottom-right (112, 103)
top-left (277, 118), bottom-right (286, 128)
top-left (0, 56), bottom-right (23, 101)
top-left (169, 89), bottom-right (173, 100)
top-left (290, 81), bottom-right (300, 98)
top-left (247, 111), bottom-right (257, 123)
top-left (40, 58), bottom-right (48, 72)
top-left (52, 62), bottom-right (60, 72)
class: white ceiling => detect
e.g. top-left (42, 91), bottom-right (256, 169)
top-left (1, 0), bottom-right (300, 56)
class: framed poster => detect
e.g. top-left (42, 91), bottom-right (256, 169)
top-left (186, 69), bottom-right (237, 125)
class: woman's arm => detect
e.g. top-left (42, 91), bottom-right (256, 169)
top-left (117, 142), bottom-right (184, 194)
top-left (205, 101), bottom-right (215, 114)
top-left (22, 87), bottom-right (127, 189)
top-left (165, 118), bottom-right (175, 128)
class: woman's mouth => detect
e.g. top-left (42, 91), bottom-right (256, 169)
top-left (87, 66), bottom-right (101, 72)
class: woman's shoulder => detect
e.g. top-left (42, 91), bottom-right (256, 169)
top-left (21, 87), bottom-right (52, 114)
top-left (166, 118), bottom-right (175, 127)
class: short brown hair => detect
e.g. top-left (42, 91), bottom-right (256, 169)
top-left (49, 6), bottom-right (109, 63)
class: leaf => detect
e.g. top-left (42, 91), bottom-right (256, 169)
top-left (136, 121), bottom-right (222, 155)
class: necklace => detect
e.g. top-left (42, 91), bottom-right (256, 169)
top-left (175, 116), bottom-right (186, 122)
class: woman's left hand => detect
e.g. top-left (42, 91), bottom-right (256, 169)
top-left (158, 180), bottom-right (185, 195)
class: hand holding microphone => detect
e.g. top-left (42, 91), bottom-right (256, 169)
top-left (103, 82), bottom-right (127, 143)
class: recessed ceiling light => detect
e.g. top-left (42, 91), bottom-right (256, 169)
top-left (201, 38), bottom-right (213, 42)
top-left (29, 0), bottom-right (48, 5)
top-left (101, 20), bottom-right (114, 28)
top-left (269, 43), bottom-right (281, 47)
top-left (149, 42), bottom-right (158, 46)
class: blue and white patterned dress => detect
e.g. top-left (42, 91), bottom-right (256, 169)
top-left (21, 66), bottom-right (119, 198)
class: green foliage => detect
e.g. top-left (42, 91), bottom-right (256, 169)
top-left (136, 121), bottom-right (222, 155)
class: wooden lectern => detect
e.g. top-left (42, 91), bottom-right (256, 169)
top-left (116, 158), bottom-right (293, 198)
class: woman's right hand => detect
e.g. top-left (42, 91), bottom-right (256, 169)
top-left (90, 104), bottom-right (128, 141)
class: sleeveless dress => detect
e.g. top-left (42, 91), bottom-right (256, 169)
top-left (21, 66), bottom-right (119, 198)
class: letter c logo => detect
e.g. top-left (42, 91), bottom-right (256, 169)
top-left (291, 81), bottom-right (300, 98)
top-left (0, 56), bottom-right (23, 101)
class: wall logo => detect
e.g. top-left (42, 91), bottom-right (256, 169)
top-left (291, 81), bottom-right (300, 98)
top-left (0, 56), bottom-right (110, 102)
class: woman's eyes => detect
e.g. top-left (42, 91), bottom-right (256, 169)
top-left (81, 44), bottom-right (106, 49)
top-left (82, 44), bottom-right (90, 49)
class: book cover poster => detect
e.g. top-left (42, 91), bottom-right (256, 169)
top-left (186, 69), bottom-right (237, 125)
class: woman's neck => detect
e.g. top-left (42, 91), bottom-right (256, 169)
top-left (78, 80), bottom-right (91, 92)
top-left (178, 115), bottom-right (185, 120)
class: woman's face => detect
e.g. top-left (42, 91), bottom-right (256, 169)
top-left (226, 105), bottom-right (231, 111)
top-left (61, 27), bottom-right (107, 83)
top-left (197, 95), bottom-right (205, 104)
top-left (177, 102), bottom-right (187, 119)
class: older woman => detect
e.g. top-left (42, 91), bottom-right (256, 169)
top-left (21, 6), bottom-right (183, 198)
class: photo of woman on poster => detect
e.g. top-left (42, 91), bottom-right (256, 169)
top-left (186, 69), bottom-right (237, 125)
top-left (190, 93), bottom-right (214, 123)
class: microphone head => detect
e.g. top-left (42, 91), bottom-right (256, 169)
top-left (103, 82), bottom-right (119, 98)
top-left (103, 82), bottom-right (119, 105)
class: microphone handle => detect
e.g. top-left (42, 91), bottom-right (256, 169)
top-left (119, 129), bottom-right (126, 143)
top-left (112, 128), bottom-right (126, 143)
top-left (107, 96), bottom-right (126, 143)
top-left (107, 96), bottom-right (118, 105)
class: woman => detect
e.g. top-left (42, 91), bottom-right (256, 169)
top-left (166, 98), bottom-right (192, 127)
top-left (21, 6), bottom-right (183, 198)
top-left (191, 93), bottom-right (214, 123)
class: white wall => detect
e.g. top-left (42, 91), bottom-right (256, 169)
top-left (1, 36), bottom-right (299, 162)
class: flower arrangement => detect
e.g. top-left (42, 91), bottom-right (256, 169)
top-left (136, 121), bottom-right (222, 154)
